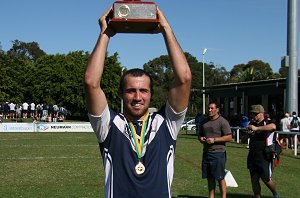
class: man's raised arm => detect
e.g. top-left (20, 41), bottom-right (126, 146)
top-left (84, 7), bottom-right (115, 116)
top-left (157, 8), bottom-right (192, 113)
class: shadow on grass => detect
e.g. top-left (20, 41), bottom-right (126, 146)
top-left (178, 133), bottom-right (198, 139)
top-left (174, 196), bottom-right (206, 198)
top-left (226, 144), bottom-right (247, 149)
top-left (175, 193), bottom-right (273, 198)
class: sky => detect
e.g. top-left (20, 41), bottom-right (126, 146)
top-left (0, 0), bottom-right (298, 73)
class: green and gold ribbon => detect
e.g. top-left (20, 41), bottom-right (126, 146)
top-left (127, 113), bottom-right (150, 159)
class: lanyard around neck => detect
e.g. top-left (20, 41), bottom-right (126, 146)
top-left (127, 113), bottom-right (150, 159)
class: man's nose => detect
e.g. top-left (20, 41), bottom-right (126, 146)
top-left (134, 91), bottom-right (141, 100)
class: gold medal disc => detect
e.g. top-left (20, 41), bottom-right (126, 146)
top-left (135, 161), bottom-right (145, 175)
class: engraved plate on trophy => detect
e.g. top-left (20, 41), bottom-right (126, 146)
top-left (108, 0), bottom-right (159, 33)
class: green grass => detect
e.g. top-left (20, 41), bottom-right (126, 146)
top-left (0, 131), bottom-right (299, 198)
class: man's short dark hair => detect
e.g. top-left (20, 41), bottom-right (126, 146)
top-left (209, 100), bottom-right (220, 109)
top-left (119, 68), bottom-right (154, 95)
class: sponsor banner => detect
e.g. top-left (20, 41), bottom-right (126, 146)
top-left (1, 123), bottom-right (34, 132)
top-left (36, 122), bottom-right (93, 132)
top-left (0, 122), bottom-right (93, 132)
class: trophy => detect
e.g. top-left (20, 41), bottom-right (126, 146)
top-left (108, 0), bottom-right (159, 33)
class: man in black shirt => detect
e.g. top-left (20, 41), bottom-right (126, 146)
top-left (247, 104), bottom-right (280, 198)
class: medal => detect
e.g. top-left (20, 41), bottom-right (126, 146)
top-left (127, 113), bottom-right (150, 175)
top-left (135, 161), bottom-right (145, 175)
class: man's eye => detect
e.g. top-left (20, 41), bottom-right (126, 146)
top-left (125, 90), bottom-right (135, 93)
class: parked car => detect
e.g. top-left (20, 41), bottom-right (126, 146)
top-left (181, 119), bottom-right (196, 131)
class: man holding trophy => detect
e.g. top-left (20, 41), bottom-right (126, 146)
top-left (84, 1), bottom-right (191, 197)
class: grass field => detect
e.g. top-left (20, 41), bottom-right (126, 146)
top-left (0, 131), bottom-right (299, 198)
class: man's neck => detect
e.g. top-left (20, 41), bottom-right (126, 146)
top-left (210, 114), bottom-right (220, 120)
top-left (125, 112), bottom-right (149, 122)
top-left (257, 117), bottom-right (265, 123)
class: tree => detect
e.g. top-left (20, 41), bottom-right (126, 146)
top-left (1, 39), bottom-right (124, 120)
top-left (7, 40), bottom-right (46, 61)
top-left (229, 60), bottom-right (276, 82)
top-left (143, 52), bottom-right (201, 112)
top-left (143, 55), bottom-right (172, 109)
top-left (0, 51), bottom-right (32, 103)
top-left (29, 51), bottom-right (90, 119)
top-left (101, 52), bottom-right (123, 112)
top-left (210, 65), bottom-right (230, 85)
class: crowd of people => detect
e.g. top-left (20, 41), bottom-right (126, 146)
top-left (227, 109), bottom-right (300, 150)
top-left (0, 101), bottom-right (68, 122)
top-left (279, 111), bottom-right (300, 149)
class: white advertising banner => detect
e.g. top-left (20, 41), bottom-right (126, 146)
top-left (36, 122), bottom-right (93, 132)
top-left (1, 123), bottom-right (34, 132)
top-left (0, 122), bottom-right (93, 132)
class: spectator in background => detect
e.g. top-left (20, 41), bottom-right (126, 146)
top-left (280, 112), bottom-right (291, 149)
top-left (0, 103), bottom-right (3, 119)
top-left (36, 103), bottom-right (43, 119)
top-left (22, 101), bottom-right (29, 118)
top-left (198, 101), bottom-right (232, 198)
top-left (240, 114), bottom-right (249, 147)
top-left (9, 102), bottom-right (16, 119)
top-left (3, 102), bottom-right (9, 119)
top-left (52, 104), bottom-right (59, 122)
top-left (42, 101), bottom-right (49, 116)
top-left (229, 113), bottom-right (240, 127)
top-left (15, 103), bottom-right (22, 120)
top-left (240, 114), bottom-right (249, 128)
top-left (48, 104), bottom-right (53, 120)
top-left (195, 113), bottom-right (205, 136)
top-left (247, 104), bottom-right (280, 198)
top-left (30, 102), bottom-right (36, 118)
top-left (59, 106), bottom-right (68, 121)
top-left (288, 111), bottom-right (300, 149)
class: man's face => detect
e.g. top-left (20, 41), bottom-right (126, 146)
top-left (208, 103), bottom-right (219, 118)
top-left (122, 74), bottom-right (151, 120)
top-left (251, 112), bottom-right (262, 121)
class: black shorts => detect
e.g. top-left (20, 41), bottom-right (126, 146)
top-left (247, 150), bottom-right (272, 182)
top-left (202, 152), bottom-right (226, 180)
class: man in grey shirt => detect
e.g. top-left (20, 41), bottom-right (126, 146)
top-left (198, 100), bottom-right (232, 198)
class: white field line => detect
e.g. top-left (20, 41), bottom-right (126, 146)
top-left (0, 156), bottom-right (100, 160)
top-left (0, 138), bottom-right (40, 141)
top-left (0, 144), bottom-right (97, 148)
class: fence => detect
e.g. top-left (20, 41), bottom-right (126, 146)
top-left (231, 127), bottom-right (300, 156)
top-left (0, 122), bottom-right (298, 155)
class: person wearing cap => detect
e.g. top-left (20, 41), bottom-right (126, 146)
top-left (247, 104), bottom-right (280, 198)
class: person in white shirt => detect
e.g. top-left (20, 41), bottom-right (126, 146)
top-left (9, 102), bottom-right (16, 119)
top-left (280, 112), bottom-right (291, 149)
top-left (30, 102), bottom-right (36, 118)
top-left (22, 102), bottom-right (29, 118)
